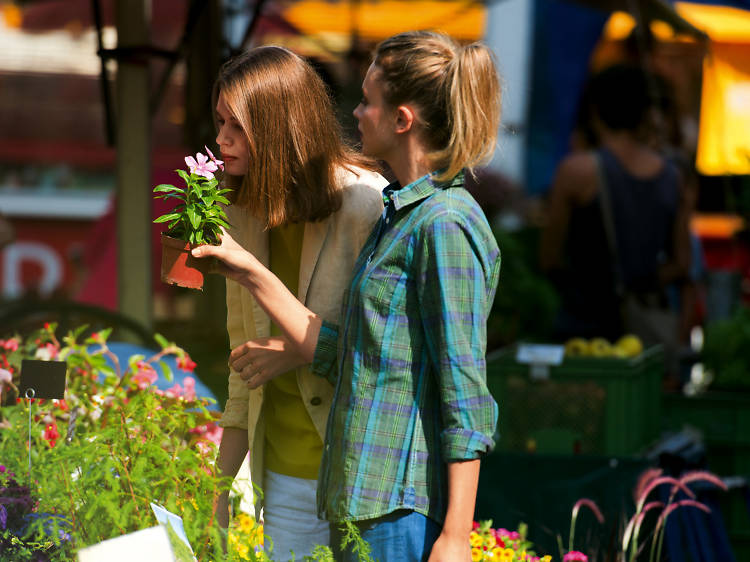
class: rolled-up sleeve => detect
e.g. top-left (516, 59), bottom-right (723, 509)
top-left (311, 320), bottom-right (340, 386)
top-left (415, 210), bottom-right (500, 461)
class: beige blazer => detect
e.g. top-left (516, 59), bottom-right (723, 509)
top-left (219, 166), bottom-right (387, 501)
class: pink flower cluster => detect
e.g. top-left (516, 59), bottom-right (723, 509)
top-left (0, 338), bottom-right (19, 351)
top-left (164, 376), bottom-right (196, 401)
top-left (132, 362), bottom-right (158, 390)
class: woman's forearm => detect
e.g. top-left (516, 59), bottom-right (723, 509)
top-left (442, 459), bottom-right (480, 539)
top-left (192, 234), bottom-right (321, 361)
top-left (239, 264), bottom-right (322, 363)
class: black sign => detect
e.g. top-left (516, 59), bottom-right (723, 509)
top-left (19, 359), bottom-right (67, 399)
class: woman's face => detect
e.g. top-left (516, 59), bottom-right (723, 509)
top-left (215, 91), bottom-right (250, 176)
top-left (353, 64), bottom-right (397, 162)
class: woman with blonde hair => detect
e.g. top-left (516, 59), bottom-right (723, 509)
top-left (210, 46), bottom-right (387, 561)
top-left (197, 31), bottom-right (502, 561)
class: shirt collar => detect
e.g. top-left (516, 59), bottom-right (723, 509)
top-left (386, 170), bottom-right (464, 211)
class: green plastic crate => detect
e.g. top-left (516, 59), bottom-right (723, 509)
top-left (487, 345), bottom-right (664, 456)
top-left (662, 391), bottom-right (750, 557)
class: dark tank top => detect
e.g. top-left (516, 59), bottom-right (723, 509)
top-left (558, 148), bottom-right (679, 339)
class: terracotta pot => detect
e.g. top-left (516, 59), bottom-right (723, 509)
top-left (159, 233), bottom-right (215, 290)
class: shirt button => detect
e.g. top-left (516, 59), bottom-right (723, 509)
top-left (310, 396), bottom-right (322, 406)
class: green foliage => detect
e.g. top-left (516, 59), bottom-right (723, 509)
top-left (489, 227), bottom-right (559, 349)
top-left (0, 324), bottom-right (233, 561)
top-left (701, 305), bottom-right (750, 389)
top-left (153, 152), bottom-right (232, 245)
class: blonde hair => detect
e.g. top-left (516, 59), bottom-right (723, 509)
top-left (213, 46), bottom-right (372, 228)
top-left (373, 31), bottom-right (502, 181)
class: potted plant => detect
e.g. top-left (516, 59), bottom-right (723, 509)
top-left (153, 147), bottom-right (232, 290)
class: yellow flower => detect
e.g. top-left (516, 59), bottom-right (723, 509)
top-left (470, 531), bottom-right (484, 547)
top-left (471, 546), bottom-right (484, 561)
top-left (541, 557), bottom-right (552, 562)
top-left (236, 542), bottom-right (250, 560)
top-left (484, 534), bottom-right (497, 549)
top-left (490, 546), bottom-right (504, 559)
top-left (499, 548), bottom-right (515, 562)
top-left (237, 513), bottom-right (256, 535)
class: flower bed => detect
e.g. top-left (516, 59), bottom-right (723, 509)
top-left (0, 324), bottom-right (559, 561)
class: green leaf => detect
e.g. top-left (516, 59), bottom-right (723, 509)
top-left (159, 360), bottom-right (173, 382)
top-left (176, 169), bottom-right (190, 185)
top-left (213, 195), bottom-right (231, 205)
top-left (153, 184), bottom-right (185, 194)
top-left (154, 333), bottom-right (170, 348)
top-left (154, 213), bottom-right (181, 224)
top-left (186, 206), bottom-right (200, 230)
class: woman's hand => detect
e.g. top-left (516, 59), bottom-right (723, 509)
top-left (191, 228), bottom-right (261, 286)
top-left (230, 336), bottom-right (308, 389)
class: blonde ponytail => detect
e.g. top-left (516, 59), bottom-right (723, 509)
top-left (373, 31), bottom-right (502, 181)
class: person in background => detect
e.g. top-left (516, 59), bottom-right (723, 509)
top-left (194, 30), bottom-right (503, 562)
top-left (540, 64), bottom-right (690, 379)
top-left (211, 46), bottom-right (387, 561)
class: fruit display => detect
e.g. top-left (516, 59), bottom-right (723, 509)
top-left (564, 334), bottom-right (644, 358)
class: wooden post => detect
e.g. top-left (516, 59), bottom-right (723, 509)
top-left (115, 0), bottom-right (152, 333)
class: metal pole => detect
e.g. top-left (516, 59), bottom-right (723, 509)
top-left (115, 0), bottom-right (153, 334)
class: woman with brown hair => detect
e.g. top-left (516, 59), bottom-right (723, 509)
top-left (211, 46), bottom-right (387, 561)
top-left (197, 31), bottom-right (502, 561)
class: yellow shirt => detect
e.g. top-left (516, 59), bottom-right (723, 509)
top-left (264, 221), bottom-right (323, 479)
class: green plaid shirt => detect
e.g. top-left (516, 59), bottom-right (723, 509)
top-left (312, 171), bottom-right (500, 524)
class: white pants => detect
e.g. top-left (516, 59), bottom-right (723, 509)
top-left (262, 470), bottom-right (329, 561)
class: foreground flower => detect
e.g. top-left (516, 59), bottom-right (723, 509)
top-left (563, 551), bottom-right (588, 562)
top-left (205, 145), bottom-right (224, 171)
top-left (185, 152), bottom-right (219, 180)
top-left (131, 362), bottom-right (158, 390)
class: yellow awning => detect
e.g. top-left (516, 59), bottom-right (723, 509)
top-left (281, 1), bottom-right (485, 43)
top-left (604, 2), bottom-right (750, 42)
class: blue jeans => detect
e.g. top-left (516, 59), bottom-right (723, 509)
top-left (330, 509), bottom-right (441, 562)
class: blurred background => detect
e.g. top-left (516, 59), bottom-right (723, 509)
top-left (1, 0), bottom-right (749, 557)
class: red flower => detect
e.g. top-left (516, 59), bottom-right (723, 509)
top-left (43, 422), bottom-right (60, 447)
top-left (177, 355), bottom-right (197, 372)
top-left (563, 551), bottom-right (588, 562)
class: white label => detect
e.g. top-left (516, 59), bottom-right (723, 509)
top-left (515, 344), bottom-right (565, 366)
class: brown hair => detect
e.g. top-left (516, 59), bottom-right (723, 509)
top-left (213, 46), bottom-right (372, 228)
top-left (373, 31), bottom-right (502, 181)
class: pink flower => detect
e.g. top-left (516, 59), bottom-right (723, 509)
top-left (165, 383), bottom-right (183, 398)
top-left (563, 551), bottom-right (588, 562)
top-left (205, 145), bottom-right (224, 171)
top-left (185, 152), bottom-right (219, 180)
top-left (177, 354), bottom-right (197, 372)
top-left (1, 338), bottom-right (19, 351)
top-left (0, 368), bottom-right (11, 385)
top-left (132, 362), bottom-right (158, 389)
top-left (182, 376), bottom-right (196, 401)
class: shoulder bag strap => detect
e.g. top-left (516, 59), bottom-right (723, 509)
top-left (595, 151), bottom-right (626, 298)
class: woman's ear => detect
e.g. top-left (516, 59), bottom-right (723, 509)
top-left (394, 105), bottom-right (416, 134)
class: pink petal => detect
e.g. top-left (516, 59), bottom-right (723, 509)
top-left (637, 476), bottom-right (695, 512)
top-left (196, 153), bottom-right (209, 165)
top-left (572, 498), bottom-right (604, 524)
top-left (185, 156), bottom-right (198, 169)
top-left (679, 470), bottom-right (728, 491)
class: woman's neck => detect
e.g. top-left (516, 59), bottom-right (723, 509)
top-left (387, 138), bottom-right (434, 187)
